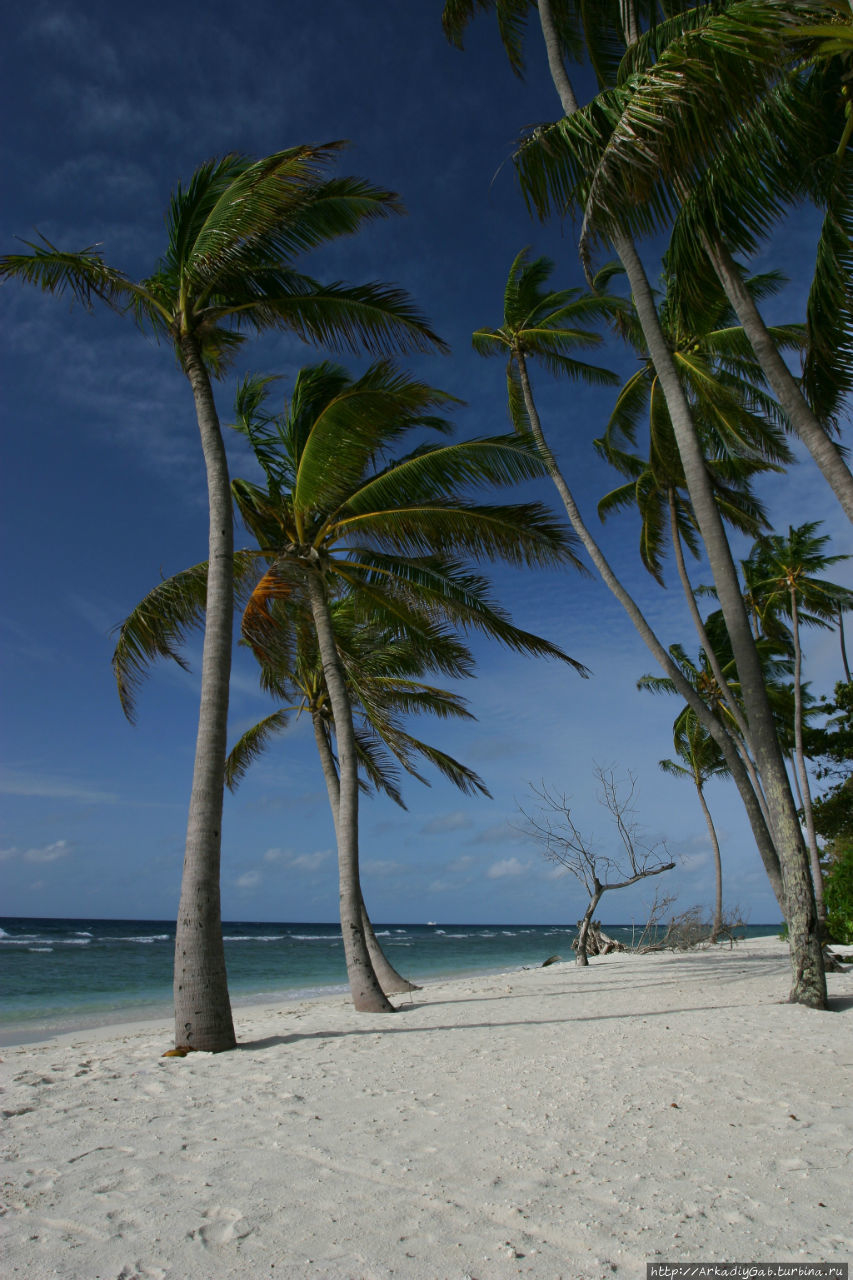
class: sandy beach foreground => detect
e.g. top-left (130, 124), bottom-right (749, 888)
top-left (1, 938), bottom-right (850, 1280)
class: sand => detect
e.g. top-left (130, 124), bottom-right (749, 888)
top-left (1, 937), bottom-right (851, 1280)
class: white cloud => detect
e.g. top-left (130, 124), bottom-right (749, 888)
top-left (236, 870), bottom-right (261, 890)
top-left (486, 857), bottom-right (528, 880)
top-left (289, 851), bottom-right (331, 872)
top-left (0, 839), bottom-right (70, 864)
top-left (262, 847), bottom-right (331, 872)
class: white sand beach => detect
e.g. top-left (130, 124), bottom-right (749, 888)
top-left (1, 937), bottom-right (851, 1280)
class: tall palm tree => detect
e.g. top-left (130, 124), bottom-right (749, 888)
top-left (745, 523), bottom-right (853, 925)
top-left (473, 247), bottom-right (787, 914)
top-left (1, 145), bottom-right (445, 1051)
top-left (226, 591), bottom-right (489, 994)
top-left (229, 360), bottom-right (586, 1010)
top-left (660, 711), bottom-right (730, 941)
top-left (444, 0), bottom-right (827, 1006)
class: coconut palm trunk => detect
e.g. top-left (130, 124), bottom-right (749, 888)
top-left (667, 493), bottom-right (772, 831)
top-left (304, 567), bottom-right (394, 1012)
top-left (536, 0), bottom-right (824, 1008)
top-left (705, 238), bottom-right (853, 524)
top-left (696, 783), bottom-right (724, 942)
top-left (514, 349), bottom-right (786, 910)
top-left (172, 334), bottom-right (236, 1051)
top-left (309, 708), bottom-right (418, 994)
top-left (790, 591), bottom-right (826, 926)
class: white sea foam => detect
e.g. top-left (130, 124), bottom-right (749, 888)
top-left (115, 935), bottom-right (169, 944)
top-left (291, 935), bottom-right (341, 942)
top-left (222, 935), bottom-right (285, 942)
top-left (28, 947), bottom-right (53, 953)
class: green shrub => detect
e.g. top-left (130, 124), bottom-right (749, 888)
top-left (825, 838), bottom-right (853, 946)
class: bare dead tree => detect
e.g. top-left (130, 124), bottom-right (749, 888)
top-left (520, 766), bottom-right (676, 965)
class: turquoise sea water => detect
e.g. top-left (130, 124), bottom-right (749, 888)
top-left (0, 917), bottom-right (782, 1041)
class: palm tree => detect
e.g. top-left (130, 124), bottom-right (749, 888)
top-left (473, 247), bottom-right (787, 917)
top-left (444, 0), bottom-right (827, 1006)
top-left (596, 263), bottom-right (795, 745)
top-left (228, 360), bottom-right (586, 1010)
top-left (745, 523), bottom-right (853, 925)
top-left (660, 712), bottom-right (730, 941)
top-left (1, 145), bottom-right (445, 1051)
top-left (226, 591), bottom-right (489, 994)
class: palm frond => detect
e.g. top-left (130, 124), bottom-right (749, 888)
top-left (803, 148), bottom-right (853, 429)
top-left (225, 710), bottom-right (291, 791)
top-left (0, 235), bottom-right (162, 323)
top-left (112, 551), bottom-right (260, 721)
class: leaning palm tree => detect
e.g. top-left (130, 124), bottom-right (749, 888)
top-left (1, 145), bottom-right (444, 1051)
top-left (473, 248), bottom-right (787, 919)
top-left (229, 361), bottom-right (586, 1010)
top-left (660, 712), bottom-right (730, 941)
top-left (745, 523), bottom-right (853, 925)
top-left (596, 263), bottom-right (795, 746)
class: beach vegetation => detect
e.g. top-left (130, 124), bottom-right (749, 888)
top-left (824, 837), bottom-right (853, 945)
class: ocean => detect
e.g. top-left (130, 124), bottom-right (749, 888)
top-left (0, 916), bottom-right (782, 1042)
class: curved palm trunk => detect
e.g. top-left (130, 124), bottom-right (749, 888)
top-left (515, 350), bottom-right (786, 910)
top-left (536, 0), bottom-right (825, 1009)
top-left (790, 592), bottom-right (826, 926)
top-left (304, 568), bottom-right (394, 1012)
top-left (173, 333), bottom-right (236, 1052)
top-left (669, 491), bottom-right (750, 747)
top-left (360, 906), bottom-right (420, 993)
top-left (310, 710), bottom-right (418, 994)
top-left (669, 494), bottom-right (772, 830)
top-left (706, 239), bottom-right (853, 524)
top-left (695, 782), bottom-right (724, 941)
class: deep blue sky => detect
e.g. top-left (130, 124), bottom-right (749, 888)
top-left (1, 1), bottom-right (848, 925)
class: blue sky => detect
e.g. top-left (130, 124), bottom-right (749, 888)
top-left (1, 1), bottom-right (849, 926)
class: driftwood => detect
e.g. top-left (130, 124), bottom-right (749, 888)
top-left (571, 921), bottom-right (627, 957)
